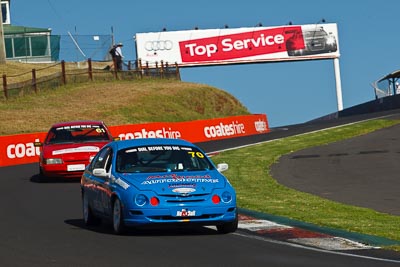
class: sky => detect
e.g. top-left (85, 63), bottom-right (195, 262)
top-left (9, 0), bottom-right (400, 127)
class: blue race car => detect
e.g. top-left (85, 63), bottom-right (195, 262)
top-left (80, 138), bottom-right (238, 234)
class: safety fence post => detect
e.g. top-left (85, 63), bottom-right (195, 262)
top-left (2, 74), bottom-right (7, 99)
top-left (61, 60), bottom-right (66, 85)
top-left (31, 69), bottom-right (37, 93)
top-left (88, 58), bottom-right (93, 81)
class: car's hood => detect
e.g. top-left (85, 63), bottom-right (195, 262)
top-left (42, 142), bottom-right (108, 159)
top-left (116, 170), bottom-right (227, 195)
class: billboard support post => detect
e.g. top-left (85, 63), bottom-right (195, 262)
top-left (334, 57), bottom-right (343, 111)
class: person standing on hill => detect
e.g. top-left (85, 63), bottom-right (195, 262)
top-left (115, 43), bottom-right (124, 71)
top-left (106, 44), bottom-right (117, 70)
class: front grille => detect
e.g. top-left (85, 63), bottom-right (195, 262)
top-left (160, 193), bottom-right (208, 203)
top-left (166, 198), bottom-right (205, 203)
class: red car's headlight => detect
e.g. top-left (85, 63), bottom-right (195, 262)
top-left (44, 158), bottom-right (63, 164)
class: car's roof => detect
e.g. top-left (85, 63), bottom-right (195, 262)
top-left (114, 138), bottom-right (196, 150)
top-left (50, 120), bottom-right (106, 128)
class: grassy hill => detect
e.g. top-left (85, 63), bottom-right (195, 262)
top-left (0, 62), bottom-right (250, 135)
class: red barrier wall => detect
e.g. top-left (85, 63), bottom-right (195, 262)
top-left (0, 114), bottom-right (269, 167)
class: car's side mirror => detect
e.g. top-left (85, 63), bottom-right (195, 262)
top-left (93, 168), bottom-right (109, 178)
top-left (217, 163), bottom-right (229, 172)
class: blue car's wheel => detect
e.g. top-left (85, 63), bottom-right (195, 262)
top-left (82, 192), bottom-right (98, 226)
top-left (112, 198), bottom-right (126, 234)
top-left (216, 211), bottom-right (238, 234)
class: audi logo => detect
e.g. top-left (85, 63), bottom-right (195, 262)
top-left (145, 40), bottom-right (173, 51)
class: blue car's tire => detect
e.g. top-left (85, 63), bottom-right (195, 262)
top-left (112, 198), bottom-right (126, 234)
top-left (217, 212), bottom-right (238, 234)
top-left (82, 193), bottom-right (99, 226)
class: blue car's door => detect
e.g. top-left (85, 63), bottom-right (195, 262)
top-left (86, 147), bottom-right (113, 216)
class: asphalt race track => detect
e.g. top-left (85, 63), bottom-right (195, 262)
top-left (1, 109), bottom-right (400, 266)
top-left (271, 121), bottom-right (400, 216)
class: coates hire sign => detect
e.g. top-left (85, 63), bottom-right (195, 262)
top-left (135, 23), bottom-right (340, 67)
top-left (0, 114), bottom-right (268, 167)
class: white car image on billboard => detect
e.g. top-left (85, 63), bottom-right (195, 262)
top-left (285, 26), bottom-right (337, 56)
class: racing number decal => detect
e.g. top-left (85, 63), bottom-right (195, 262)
top-left (188, 151), bottom-right (204, 158)
top-left (96, 128), bottom-right (106, 133)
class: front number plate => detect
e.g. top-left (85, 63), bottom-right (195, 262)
top-left (67, 164), bottom-right (85, 171)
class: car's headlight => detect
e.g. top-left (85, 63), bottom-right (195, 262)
top-left (135, 194), bottom-right (148, 206)
top-left (44, 158), bottom-right (63, 164)
top-left (326, 36), bottom-right (336, 45)
top-left (221, 191), bottom-right (233, 203)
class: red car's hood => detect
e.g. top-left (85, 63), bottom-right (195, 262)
top-left (41, 142), bottom-right (108, 160)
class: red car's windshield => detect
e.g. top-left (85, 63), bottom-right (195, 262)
top-left (45, 124), bottom-right (111, 144)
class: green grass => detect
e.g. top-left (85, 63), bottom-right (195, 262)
top-left (211, 119), bottom-right (400, 251)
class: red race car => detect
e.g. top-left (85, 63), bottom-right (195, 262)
top-left (35, 120), bottom-right (115, 181)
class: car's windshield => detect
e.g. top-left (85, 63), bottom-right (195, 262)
top-left (116, 144), bottom-right (214, 173)
top-left (46, 124), bottom-right (110, 144)
top-left (304, 30), bottom-right (327, 39)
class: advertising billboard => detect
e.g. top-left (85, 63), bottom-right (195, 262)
top-left (135, 23), bottom-right (339, 67)
top-left (0, 114), bottom-right (268, 167)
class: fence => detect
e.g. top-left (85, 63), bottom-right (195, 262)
top-left (1, 59), bottom-right (181, 100)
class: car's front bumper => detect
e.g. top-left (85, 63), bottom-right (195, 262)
top-left (41, 163), bottom-right (87, 178)
top-left (123, 205), bottom-right (237, 226)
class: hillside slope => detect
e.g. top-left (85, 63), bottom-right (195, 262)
top-left (0, 79), bottom-right (250, 135)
